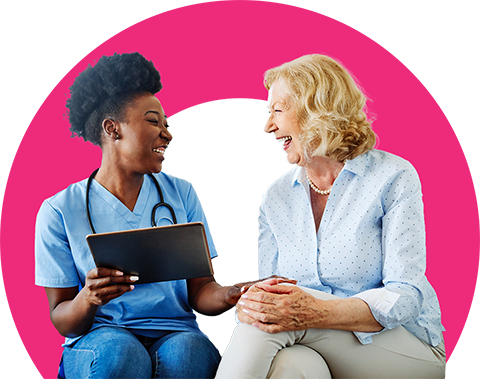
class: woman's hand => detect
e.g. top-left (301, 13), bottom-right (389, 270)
top-left (227, 276), bottom-right (297, 306)
top-left (45, 267), bottom-right (138, 338)
top-left (237, 283), bottom-right (322, 333)
top-left (83, 267), bottom-right (138, 306)
top-left (187, 275), bottom-right (297, 316)
top-left (237, 283), bottom-right (383, 334)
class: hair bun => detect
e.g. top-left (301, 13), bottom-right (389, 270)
top-left (67, 52), bottom-right (162, 146)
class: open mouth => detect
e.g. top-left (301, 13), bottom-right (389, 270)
top-left (153, 147), bottom-right (166, 156)
top-left (278, 136), bottom-right (292, 150)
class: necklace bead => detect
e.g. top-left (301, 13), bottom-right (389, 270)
top-left (306, 171), bottom-right (332, 195)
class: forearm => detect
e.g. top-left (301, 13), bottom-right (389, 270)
top-left (50, 289), bottom-right (99, 337)
top-left (312, 297), bottom-right (382, 332)
top-left (239, 284), bottom-right (383, 333)
top-left (188, 276), bottom-right (297, 316)
top-left (187, 277), bottom-right (241, 315)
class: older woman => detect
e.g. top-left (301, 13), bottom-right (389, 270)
top-left (215, 55), bottom-right (446, 378)
top-left (34, 52), bottom-right (288, 379)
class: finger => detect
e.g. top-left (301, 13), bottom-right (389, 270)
top-left (263, 275), bottom-right (297, 284)
top-left (252, 321), bottom-right (284, 334)
top-left (261, 277), bottom-right (297, 286)
top-left (91, 283), bottom-right (134, 305)
top-left (88, 267), bottom-right (125, 279)
top-left (86, 275), bottom-right (139, 297)
top-left (238, 298), bottom-right (278, 315)
top-left (255, 283), bottom-right (296, 294)
top-left (240, 306), bottom-right (280, 324)
top-left (236, 305), bottom-right (256, 325)
top-left (93, 274), bottom-right (139, 288)
top-left (240, 290), bottom-right (282, 305)
top-left (259, 278), bottom-right (281, 286)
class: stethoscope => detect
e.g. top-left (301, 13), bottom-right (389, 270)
top-left (86, 168), bottom-right (177, 234)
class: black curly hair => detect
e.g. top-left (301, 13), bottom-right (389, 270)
top-left (66, 52), bottom-right (162, 146)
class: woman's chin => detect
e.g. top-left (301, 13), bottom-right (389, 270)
top-left (150, 163), bottom-right (163, 174)
top-left (287, 154), bottom-right (303, 166)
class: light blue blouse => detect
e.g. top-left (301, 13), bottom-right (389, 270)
top-left (258, 149), bottom-right (444, 346)
top-left (35, 172), bottom-right (217, 347)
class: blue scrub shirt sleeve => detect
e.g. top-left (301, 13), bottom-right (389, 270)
top-left (183, 184), bottom-right (218, 259)
top-left (35, 200), bottom-right (79, 288)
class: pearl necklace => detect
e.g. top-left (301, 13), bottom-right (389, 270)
top-left (306, 172), bottom-right (332, 195)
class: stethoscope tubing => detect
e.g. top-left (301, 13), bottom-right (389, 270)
top-left (86, 169), bottom-right (177, 234)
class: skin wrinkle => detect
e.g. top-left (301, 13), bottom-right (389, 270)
top-left (238, 281), bottom-right (382, 334)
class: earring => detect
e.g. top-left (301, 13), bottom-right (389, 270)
top-left (115, 131), bottom-right (120, 139)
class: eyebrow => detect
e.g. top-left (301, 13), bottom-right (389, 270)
top-left (144, 110), bottom-right (167, 119)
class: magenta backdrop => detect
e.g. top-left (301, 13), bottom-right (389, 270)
top-left (1, 2), bottom-right (478, 378)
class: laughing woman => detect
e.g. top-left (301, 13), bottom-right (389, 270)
top-left (215, 55), bottom-right (446, 379)
top-left (34, 52), bottom-right (283, 379)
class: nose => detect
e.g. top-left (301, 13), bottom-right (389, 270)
top-left (264, 113), bottom-right (277, 134)
top-left (160, 127), bottom-right (172, 143)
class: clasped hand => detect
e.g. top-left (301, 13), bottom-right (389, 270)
top-left (237, 281), bottom-right (328, 334)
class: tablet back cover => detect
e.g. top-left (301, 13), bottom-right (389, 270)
top-left (86, 222), bottom-right (213, 284)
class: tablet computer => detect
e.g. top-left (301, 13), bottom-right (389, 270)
top-left (86, 222), bottom-right (213, 284)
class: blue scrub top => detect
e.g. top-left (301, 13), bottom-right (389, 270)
top-left (35, 172), bottom-right (218, 347)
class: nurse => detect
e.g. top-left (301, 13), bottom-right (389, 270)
top-left (34, 52), bottom-right (289, 379)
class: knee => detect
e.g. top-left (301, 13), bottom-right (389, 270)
top-left (64, 327), bottom-right (151, 378)
top-left (155, 332), bottom-right (220, 378)
top-left (267, 345), bottom-right (331, 379)
top-left (98, 328), bottom-right (148, 360)
top-left (159, 332), bottom-right (220, 363)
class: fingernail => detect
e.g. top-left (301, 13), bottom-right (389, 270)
top-left (116, 271), bottom-right (124, 276)
top-left (243, 308), bottom-right (250, 314)
top-left (130, 276), bottom-right (139, 282)
top-left (130, 285), bottom-right (135, 290)
top-left (241, 294), bottom-right (248, 299)
top-left (238, 301), bottom-right (245, 306)
top-left (241, 286), bottom-right (246, 293)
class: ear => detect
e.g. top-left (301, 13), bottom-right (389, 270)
top-left (102, 118), bottom-right (120, 140)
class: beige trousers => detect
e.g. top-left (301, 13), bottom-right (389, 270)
top-left (215, 288), bottom-right (445, 379)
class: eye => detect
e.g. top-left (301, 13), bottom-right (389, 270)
top-left (148, 119), bottom-right (159, 125)
top-left (164, 123), bottom-right (170, 129)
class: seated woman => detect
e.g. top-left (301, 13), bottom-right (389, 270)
top-left (34, 52), bottom-right (289, 379)
top-left (215, 55), bottom-right (446, 379)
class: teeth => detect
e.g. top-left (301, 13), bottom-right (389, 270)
top-left (153, 148), bottom-right (165, 155)
top-left (278, 136), bottom-right (292, 143)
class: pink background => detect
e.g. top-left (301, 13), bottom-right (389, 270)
top-left (1, 2), bottom-right (478, 378)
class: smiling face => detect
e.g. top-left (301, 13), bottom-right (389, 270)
top-left (116, 92), bottom-right (172, 175)
top-left (265, 80), bottom-right (305, 166)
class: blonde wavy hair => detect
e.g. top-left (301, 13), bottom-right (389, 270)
top-left (264, 54), bottom-right (376, 162)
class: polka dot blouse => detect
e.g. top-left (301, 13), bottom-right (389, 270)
top-left (258, 149), bottom-right (444, 346)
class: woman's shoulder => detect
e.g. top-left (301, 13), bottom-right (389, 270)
top-left (42, 178), bottom-right (89, 209)
top-left (358, 150), bottom-right (422, 196)
top-left (361, 149), bottom-right (418, 177)
top-left (36, 179), bottom-right (89, 225)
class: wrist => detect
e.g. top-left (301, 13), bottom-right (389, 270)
top-left (225, 285), bottom-right (242, 306)
top-left (310, 298), bottom-right (336, 329)
top-left (78, 286), bottom-right (100, 311)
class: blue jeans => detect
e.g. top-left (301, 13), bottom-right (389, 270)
top-left (62, 327), bottom-right (221, 378)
